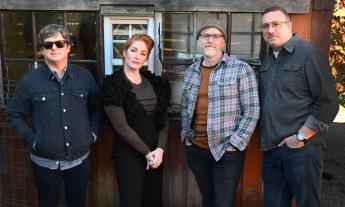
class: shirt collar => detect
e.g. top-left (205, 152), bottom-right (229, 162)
top-left (283, 33), bottom-right (300, 53)
top-left (43, 63), bottom-right (73, 80)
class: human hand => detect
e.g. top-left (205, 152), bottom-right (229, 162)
top-left (147, 148), bottom-right (164, 169)
top-left (278, 135), bottom-right (304, 149)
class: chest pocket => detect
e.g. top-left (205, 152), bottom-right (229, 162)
top-left (277, 64), bottom-right (302, 89)
top-left (70, 89), bottom-right (89, 110)
top-left (213, 71), bottom-right (238, 99)
top-left (33, 92), bottom-right (57, 112)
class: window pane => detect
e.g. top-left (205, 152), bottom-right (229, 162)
top-left (132, 24), bottom-right (147, 34)
top-left (232, 13), bottom-right (253, 32)
top-left (4, 11), bottom-right (33, 58)
top-left (67, 12), bottom-right (97, 60)
top-left (253, 34), bottom-right (261, 59)
top-left (230, 34), bottom-right (251, 58)
top-left (254, 13), bottom-right (262, 32)
top-left (162, 13), bottom-right (194, 61)
top-left (5, 63), bottom-right (32, 97)
top-left (73, 63), bottom-right (98, 80)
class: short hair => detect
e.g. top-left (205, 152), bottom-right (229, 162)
top-left (262, 6), bottom-right (291, 21)
top-left (37, 24), bottom-right (71, 46)
top-left (123, 34), bottom-right (155, 59)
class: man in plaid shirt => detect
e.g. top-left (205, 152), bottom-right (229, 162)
top-left (181, 18), bottom-right (260, 207)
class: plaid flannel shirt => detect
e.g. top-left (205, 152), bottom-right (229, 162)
top-left (181, 53), bottom-right (260, 161)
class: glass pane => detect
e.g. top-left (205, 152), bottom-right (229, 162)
top-left (113, 24), bottom-right (129, 37)
top-left (162, 13), bottom-right (194, 61)
top-left (254, 13), bottom-right (262, 32)
top-left (132, 24), bottom-right (147, 35)
top-left (67, 12), bottom-right (97, 60)
top-left (253, 34), bottom-right (262, 59)
top-left (232, 13), bottom-right (253, 32)
top-left (113, 43), bottom-right (124, 59)
top-left (73, 63), bottom-right (98, 80)
top-left (113, 24), bottom-right (129, 60)
top-left (162, 65), bottom-right (187, 112)
top-left (230, 34), bottom-right (251, 58)
top-left (195, 13), bottom-right (227, 56)
top-left (4, 11), bottom-right (33, 58)
top-left (35, 11), bottom-right (64, 54)
top-left (6, 63), bottom-right (32, 95)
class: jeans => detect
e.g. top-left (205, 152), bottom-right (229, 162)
top-left (262, 142), bottom-right (323, 207)
top-left (114, 156), bottom-right (163, 207)
top-left (186, 144), bottom-right (245, 207)
top-left (32, 156), bottom-right (90, 207)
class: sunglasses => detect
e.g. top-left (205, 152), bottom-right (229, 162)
top-left (40, 40), bottom-right (68, 49)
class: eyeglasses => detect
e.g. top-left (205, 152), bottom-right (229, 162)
top-left (40, 40), bottom-right (68, 49)
top-left (260, 21), bottom-right (289, 32)
top-left (199, 33), bottom-right (224, 41)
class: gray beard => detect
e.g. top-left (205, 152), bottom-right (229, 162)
top-left (203, 48), bottom-right (217, 57)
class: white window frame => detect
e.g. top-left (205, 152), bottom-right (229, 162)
top-left (103, 16), bottom-right (155, 75)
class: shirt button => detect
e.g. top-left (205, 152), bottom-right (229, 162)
top-left (80, 94), bottom-right (84, 98)
top-left (64, 126), bottom-right (68, 130)
top-left (61, 92), bottom-right (64, 96)
top-left (63, 109), bottom-right (66, 112)
top-left (42, 97), bottom-right (46, 101)
top-left (66, 143), bottom-right (70, 147)
top-left (51, 76), bottom-right (55, 80)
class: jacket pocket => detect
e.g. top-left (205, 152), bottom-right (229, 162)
top-left (277, 64), bottom-right (302, 89)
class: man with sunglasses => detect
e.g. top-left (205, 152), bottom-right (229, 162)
top-left (259, 6), bottom-right (339, 207)
top-left (5, 24), bottom-right (103, 207)
top-left (181, 18), bottom-right (260, 207)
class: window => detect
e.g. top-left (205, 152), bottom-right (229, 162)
top-left (103, 17), bottom-right (155, 75)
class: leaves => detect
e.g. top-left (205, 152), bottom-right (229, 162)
top-left (330, 0), bottom-right (345, 105)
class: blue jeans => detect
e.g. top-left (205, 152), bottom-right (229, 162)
top-left (32, 156), bottom-right (90, 207)
top-left (186, 144), bottom-right (245, 207)
top-left (262, 142), bottom-right (323, 207)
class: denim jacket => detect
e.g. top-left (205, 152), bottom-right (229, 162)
top-left (6, 63), bottom-right (103, 161)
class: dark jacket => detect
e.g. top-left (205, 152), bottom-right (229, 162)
top-left (102, 69), bottom-right (170, 156)
top-left (5, 63), bottom-right (103, 160)
top-left (259, 34), bottom-right (339, 151)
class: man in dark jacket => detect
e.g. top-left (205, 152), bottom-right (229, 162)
top-left (259, 6), bottom-right (339, 207)
top-left (5, 24), bottom-right (103, 207)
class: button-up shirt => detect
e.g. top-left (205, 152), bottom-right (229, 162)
top-left (181, 53), bottom-right (260, 161)
top-left (259, 34), bottom-right (339, 151)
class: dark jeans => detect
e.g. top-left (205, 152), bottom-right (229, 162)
top-left (32, 156), bottom-right (90, 207)
top-left (262, 142), bottom-right (323, 207)
top-left (114, 156), bottom-right (163, 207)
top-left (186, 144), bottom-right (245, 207)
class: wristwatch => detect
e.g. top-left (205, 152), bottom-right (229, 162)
top-left (295, 132), bottom-right (305, 142)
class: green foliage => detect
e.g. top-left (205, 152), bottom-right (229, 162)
top-left (330, 0), bottom-right (345, 106)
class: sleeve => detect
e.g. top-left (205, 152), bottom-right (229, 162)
top-left (180, 70), bottom-right (191, 143)
top-left (157, 113), bottom-right (169, 150)
top-left (304, 47), bottom-right (339, 131)
top-left (229, 63), bottom-right (260, 150)
top-left (5, 78), bottom-right (36, 147)
top-left (104, 105), bottom-right (151, 155)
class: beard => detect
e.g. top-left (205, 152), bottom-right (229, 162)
top-left (203, 47), bottom-right (217, 57)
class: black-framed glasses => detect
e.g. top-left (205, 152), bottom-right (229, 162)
top-left (199, 33), bottom-right (224, 41)
top-left (40, 40), bottom-right (68, 49)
